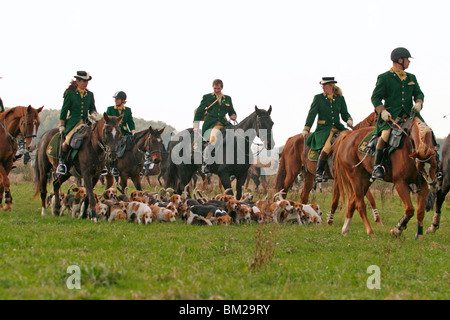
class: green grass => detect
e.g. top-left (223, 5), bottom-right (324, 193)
top-left (0, 181), bottom-right (448, 300)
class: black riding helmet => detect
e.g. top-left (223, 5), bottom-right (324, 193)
top-left (391, 47), bottom-right (412, 69)
top-left (113, 91), bottom-right (127, 101)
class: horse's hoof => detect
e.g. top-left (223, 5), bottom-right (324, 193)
top-left (425, 225), bottom-right (438, 234)
top-left (390, 227), bottom-right (402, 238)
top-left (3, 205), bottom-right (12, 211)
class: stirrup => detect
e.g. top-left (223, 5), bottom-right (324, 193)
top-left (143, 161), bottom-right (155, 171)
top-left (101, 167), bottom-right (109, 176)
top-left (371, 165), bottom-right (385, 179)
top-left (56, 163), bottom-right (67, 175)
top-left (111, 168), bottom-right (120, 177)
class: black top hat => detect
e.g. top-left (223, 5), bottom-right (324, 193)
top-left (74, 71), bottom-right (92, 81)
top-left (320, 77), bottom-right (337, 85)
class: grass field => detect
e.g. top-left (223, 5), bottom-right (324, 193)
top-left (0, 180), bottom-right (448, 300)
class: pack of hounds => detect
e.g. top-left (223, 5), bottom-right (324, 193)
top-left (46, 185), bottom-right (323, 226)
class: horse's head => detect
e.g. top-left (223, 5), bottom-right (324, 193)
top-left (255, 105), bottom-right (275, 150)
top-left (408, 118), bottom-right (438, 185)
top-left (19, 105), bottom-right (44, 151)
top-left (145, 126), bottom-right (165, 165)
top-left (99, 113), bottom-right (124, 160)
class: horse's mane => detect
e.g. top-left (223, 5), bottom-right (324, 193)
top-left (353, 112), bottom-right (377, 130)
top-left (0, 106), bottom-right (27, 120)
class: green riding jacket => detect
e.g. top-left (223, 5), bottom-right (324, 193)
top-left (105, 105), bottom-right (136, 136)
top-left (304, 93), bottom-right (352, 150)
top-left (193, 93), bottom-right (237, 138)
top-left (60, 89), bottom-right (97, 134)
top-left (371, 69), bottom-right (425, 135)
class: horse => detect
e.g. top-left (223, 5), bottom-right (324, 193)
top-left (105, 126), bottom-right (165, 192)
top-left (334, 115), bottom-right (437, 238)
top-left (165, 106), bottom-right (275, 200)
top-left (34, 113), bottom-right (124, 220)
top-left (275, 112), bottom-right (380, 225)
top-left (425, 133), bottom-right (449, 234)
top-left (0, 105), bottom-right (43, 210)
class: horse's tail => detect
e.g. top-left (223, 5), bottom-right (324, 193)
top-left (164, 143), bottom-right (179, 191)
top-left (275, 147), bottom-right (287, 192)
top-left (32, 144), bottom-right (43, 200)
top-left (332, 132), bottom-right (354, 206)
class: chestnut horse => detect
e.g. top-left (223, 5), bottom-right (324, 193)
top-left (34, 113), bottom-right (124, 220)
top-left (334, 116), bottom-right (437, 238)
top-left (105, 126), bottom-right (165, 192)
top-left (275, 112), bottom-right (379, 224)
top-left (0, 105), bottom-right (43, 210)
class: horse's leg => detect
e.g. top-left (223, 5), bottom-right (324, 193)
top-left (415, 181), bottom-right (429, 240)
top-left (342, 194), bottom-right (356, 235)
top-left (283, 169), bottom-right (299, 197)
top-left (84, 176), bottom-right (97, 222)
top-left (0, 164), bottom-right (13, 211)
top-left (130, 173), bottom-right (142, 192)
top-left (426, 187), bottom-right (448, 233)
top-left (219, 174), bottom-right (232, 196)
top-left (390, 181), bottom-right (415, 238)
top-left (52, 175), bottom-right (69, 216)
top-left (300, 172), bottom-right (314, 204)
top-left (342, 174), bottom-right (374, 236)
top-left (354, 175), bottom-right (374, 236)
top-left (105, 174), bottom-right (114, 189)
top-left (235, 173), bottom-right (247, 201)
top-left (366, 188), bottom-right (382, 225)
top-left (328, 179), bottom-right (340, 225)
top-left (0, 167), bottom-right (5, 210)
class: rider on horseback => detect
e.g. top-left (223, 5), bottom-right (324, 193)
top-left (105, 91), bottom-right (136, 176)
top-left (370, 47), bottom-right (439, 180)
top-left (302, 77), bottom-right (353, 183)
top-left (193, 79), bottom-right (237, 174)
top-left (56, 71), bottom-right (102, 175)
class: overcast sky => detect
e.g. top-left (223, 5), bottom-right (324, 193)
top-left (1, 0), bottom-right (449, 151)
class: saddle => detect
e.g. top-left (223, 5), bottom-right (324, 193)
top-left (358, 116), bottom-right (411, 156)
top-left (117, 135), bottom-right (133, 158)
top-left (307, 131), bottom-right (341, 162)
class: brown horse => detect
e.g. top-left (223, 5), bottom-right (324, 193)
top-left (34, 113), bottom-right (124, 220)
top-left (105, 126), bottom-right (165, 192)
top-left (0, 105), bottom-right (43, 210)
top-left (334, 116), bottom-right (437, 238)
top-left (275, 112), bottom-right (380, 224)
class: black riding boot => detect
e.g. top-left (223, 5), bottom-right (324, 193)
top-left (371, 148), bottom-right (385, 180)
top-left (315, 151), bottom-right (328, 183)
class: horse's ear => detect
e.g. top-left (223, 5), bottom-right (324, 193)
top-left (38, 106), bottom-right (44, 113)
top-left (268, 105), bottom-right (272, 115)
top-left (27, 105), bottom-right (32, 113)
top-left (254, 105), bottom-right (259, 112)
top-left (103, 112), bottom-right (109, 121)
top-left (159, 127), bottom-right (165, 134)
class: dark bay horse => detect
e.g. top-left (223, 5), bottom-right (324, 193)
top-left (34, 113), bottom-right (124, 220)
top-left (275, 112), bottom-right (380, 225)
top-left (0, 105), bottom-right (43, 210)
top-left (334, 116), bottom-right (437, 238)
top-left (105, 126), bottom-right (165, 192)
top-left (165, 106), bottom-right (275, 200)
top-left (426, 133), bottom-right (449, 234)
